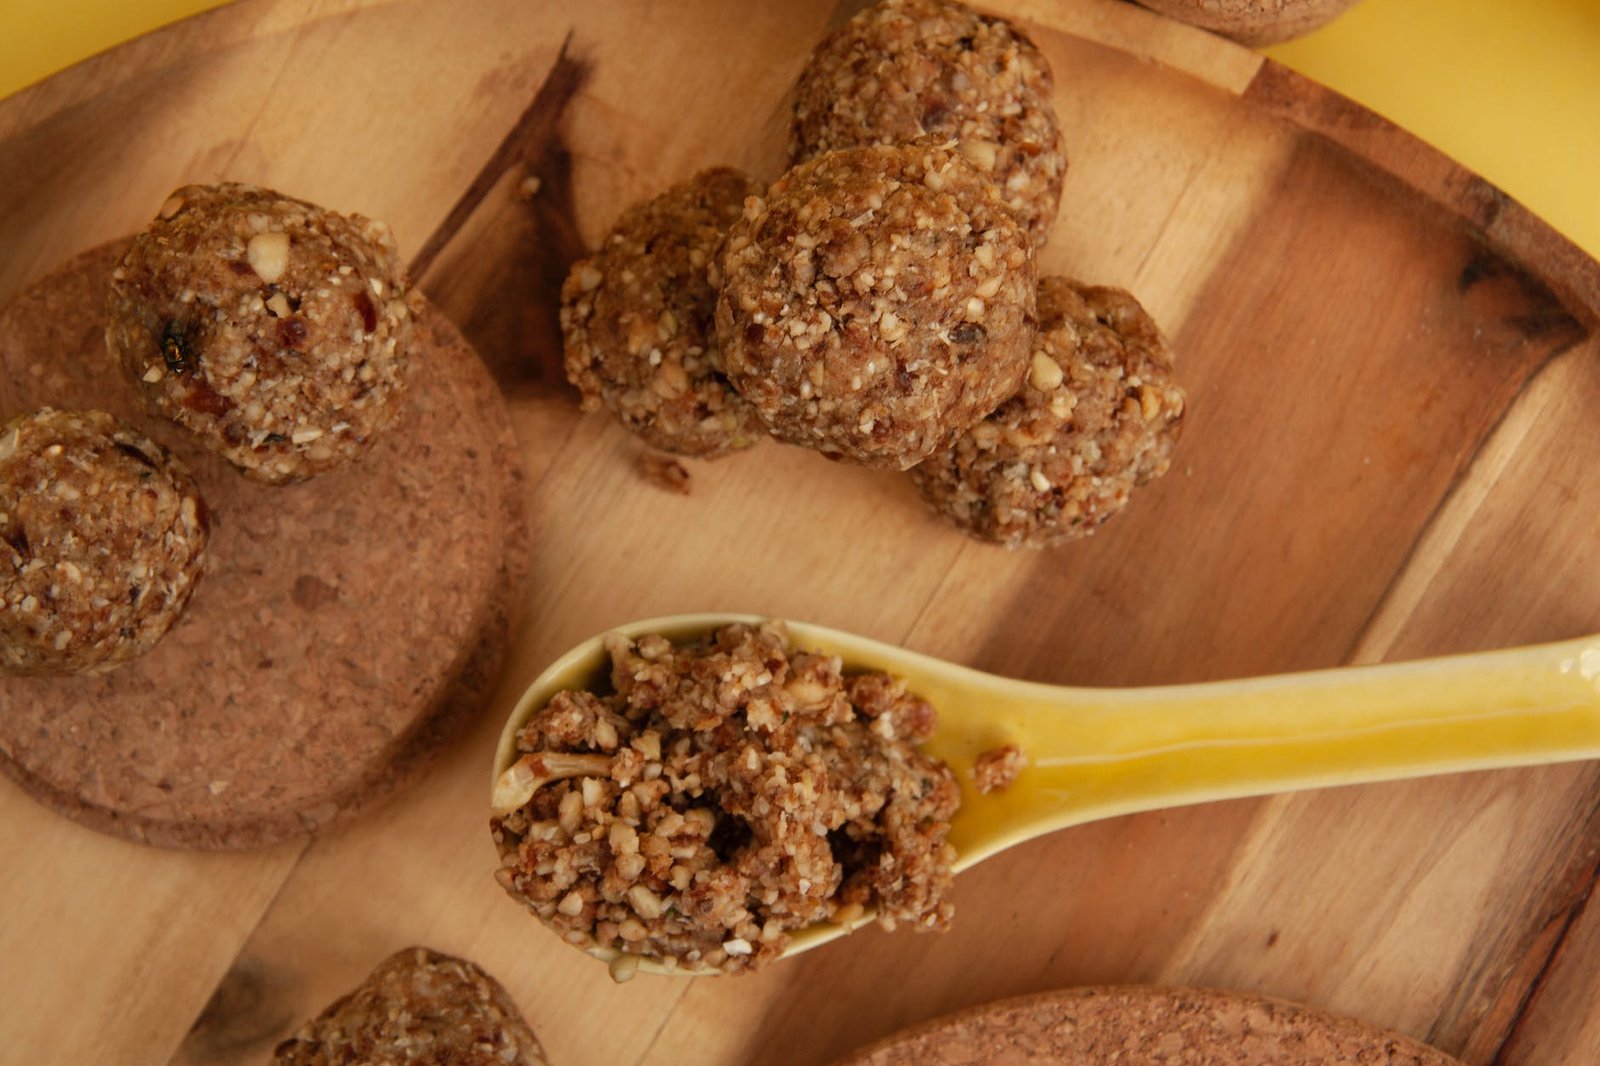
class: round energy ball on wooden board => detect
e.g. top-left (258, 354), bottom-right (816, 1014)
top-left (106, 183), bottom-right (415, 484)
top-left (909, 276), bottom-right (1184, 547)
top-left (790, 0), bottom-right (1067, 246)
top-left (561, 167), bottom-right (766, 458)
top-left (716, 141), bottom-right (1036, 470)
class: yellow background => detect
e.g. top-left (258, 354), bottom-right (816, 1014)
top-left (1, 0), bottom-right (1596, 259)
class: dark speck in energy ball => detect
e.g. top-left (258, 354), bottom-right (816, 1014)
top-left (106, 183), bottom-right (416, 484)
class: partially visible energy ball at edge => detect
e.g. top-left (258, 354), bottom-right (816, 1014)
top-left (0, 407), bottom-right (210, 676)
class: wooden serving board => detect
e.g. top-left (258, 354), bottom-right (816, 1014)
top-left (1, 2), bottom-right (1597, 1065)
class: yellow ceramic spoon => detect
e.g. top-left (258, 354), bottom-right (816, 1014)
top-left (492, 614), bottom-right (1600, 975)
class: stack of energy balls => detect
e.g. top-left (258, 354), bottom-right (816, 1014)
top-left (561, 0), bottom-right (1186, 549)
top-left (2, 184), bottom-right (415, 676)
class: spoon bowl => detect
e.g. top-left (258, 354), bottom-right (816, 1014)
top-left (492, 614), bottom-right (1600, 975)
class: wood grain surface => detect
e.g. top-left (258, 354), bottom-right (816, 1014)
top-left (0, 1), bottom-right (1597, 1064)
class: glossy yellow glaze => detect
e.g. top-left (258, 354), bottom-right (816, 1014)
top-left (494, 615), bottom-right (1600, 972)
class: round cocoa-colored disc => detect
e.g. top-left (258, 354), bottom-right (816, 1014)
top-left (833, 986), bottom-right (1462, 1065)
top-left (0, 240), bottom-right (530, 850)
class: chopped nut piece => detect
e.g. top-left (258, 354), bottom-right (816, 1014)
top-left (608, 954), bottom-right (641, 983)
top-left (1028, 350), bottom-right (1064, 392)
top-left (972, 744), bottom-right (1027, 794)
top-left (493, 751), bottom-right (615, 815)
top-left (639, 452), bottom-right (692, 496)
top-left (246, 231), bottom-right (290, 284)
top-left (491, 621), bottom-right (959, 975)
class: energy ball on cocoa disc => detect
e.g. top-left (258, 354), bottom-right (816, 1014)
top-left (716, 141), bottom-right (1036, 470)
top-left (106, 183), bottom-right (415, 484)
top-left (909, 276), bottom-right (1185, 548)
top-left (273, 947), bottom-right (549, 1065)
top-left (791, 0), bottom-right (1066, 247)
top-left (561, 167), bottom-right (766, 458)
top-left (0, 408), bottom-right (210, 675)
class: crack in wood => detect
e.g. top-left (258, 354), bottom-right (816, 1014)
top-left (402, 30), bottom-right (593, 397)
top-left (408, 31), bottom-right (590, 283)
top-left (409, 32), bottom-right (592, 280)
top-left (1489, 789), bottom-right (1600, 1065)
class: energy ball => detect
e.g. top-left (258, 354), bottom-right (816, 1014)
top-left (0, 408), bottom-right (209, 675)
top-left (562, 168), bottom-right (767, 459)
top-left (107, 183), bottom-right (415, 484)
top-left (791, 0), bottom-right (1066, 247)
top-left (716, 141), bottom-right (1036, 470)
top-left (910, 277), bottom-right (1185, 548)
top-left (273, 947), bottom-right (549, 1065)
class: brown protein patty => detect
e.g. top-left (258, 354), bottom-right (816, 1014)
top-left (791, 0), bottom-right (1066, 247)
top-left (716, 141), bottom-right (1036, 470)
top-left (490, 621), bottom-right (959, 977)
top-left (909, 276), bottom-right (1185, 547)
top-left (0, 407), bottom-right (209, 675)
top-left (273, 946), bottom-right (549, 1065)
top-left (562, 167), bottom-right (766, 458)
top-left (107, 183), bottom-right (415, 484)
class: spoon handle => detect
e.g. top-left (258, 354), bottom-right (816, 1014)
top-left (944, 636), bottom-right (1600, 867)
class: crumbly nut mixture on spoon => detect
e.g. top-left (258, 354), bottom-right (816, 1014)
top-left (273, 947), bottom-right (549, 1066)
top-left (791, 0), bottom-right (1066, 246)
top-left (107, 183), bottom-right (415, 484)
top-left (716, 141), bottom-right (1036, 469)
top-left (491, 621), bottom-right (959, 976)
top-left (0, 408), bottom-right (209, 675)
top-left (562, 167), bottom-right (766, 458)
top-left (910, 276), bottom-right (1185, 547)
